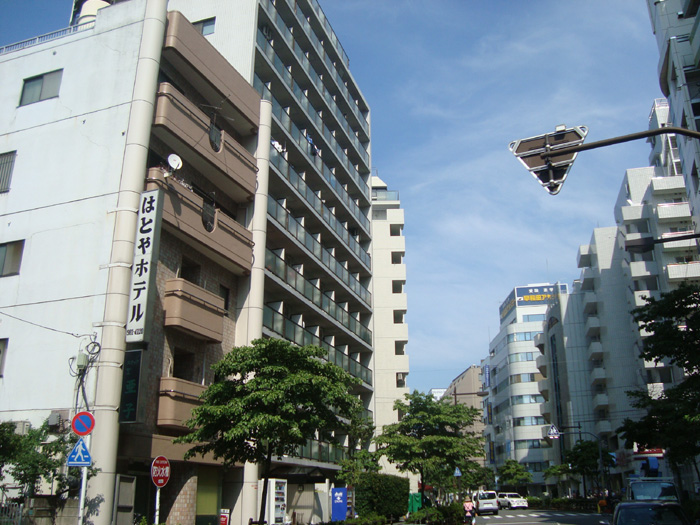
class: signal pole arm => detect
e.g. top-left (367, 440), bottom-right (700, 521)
top-left (539, 126), bottom-right (700, 159)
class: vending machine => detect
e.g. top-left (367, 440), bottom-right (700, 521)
top-left (260, 478), bottom-right (287, 525)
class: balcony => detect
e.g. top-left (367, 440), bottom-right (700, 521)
top-left (629, 260), bottom-right (659, 278)
top-left (540, 400), bottom-right (552, 419)
top-left (667, 261), bottom-right (700, 281)
top-left (533, 332), bottom-right (544, 351)
top-left (588, 341), bottom-right (603, 360)
top-left (593, 393), bottom-right (609, 409)
top-left (536, 354), bottom-right (547, 376)
top-left (661, 231), bottom-right (699, 251)
top-left (583, 291), bottom-right (598, 315)
top-left (657, 202), bottom-right (691, 222)
top-left (632, 290), bottom-right (658, 308)
top-left (590, 366), bottom-right (607, 385)
top-left (577, 244), bottom-right (592, 268)
top-left (163, 278), bottom-right (226, 342)
top-left (157, 376), bottom-right (205, 431)
top-left (152, 82), bottom-right (257, 203)
top-left (147, 172), bottom-right (253, 275)
top-left (620, 204), bottom-right (644, 223)
top-left (538, 379), bottom-right (550, 401)
top-left (595, 419), bottom-right (612, 435)
top-left (162, 11), bottom-right (260, 135)
top-left (585, 315), bottom-right (601, 337)
top-left (651, 175), bottom-right (686, 194)
top-left (580, 267), bottom-right (595, 290)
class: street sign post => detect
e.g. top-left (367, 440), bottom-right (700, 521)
top-left (70, 413), bottom-right (95, 525)
top-left (152, 456), bottom-right (170, 524)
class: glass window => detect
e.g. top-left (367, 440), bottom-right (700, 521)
top-left (0, 339), bottom-right (6, 377)
top-left (20, 70), bottom-right (63, 106)
top-left (0, 240), bottom-right (24, 277)
top-left (193, 17), bottom-right (216, 36)
top-left (0, 151), bottom-right (17, 192)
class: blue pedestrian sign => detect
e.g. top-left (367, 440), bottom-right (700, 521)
top-left (67, 437), bottom-right (92, 467)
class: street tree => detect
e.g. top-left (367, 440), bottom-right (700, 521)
top-left (616, 284), bottom-right (700, 488)
top-left (497, 459), bottom-right (532, 493)
top-left (175, 338), bottom-right (361, 524)
top-left (566, 440), bottom-right (613, 490)
top-left (374, 391), bottom-right (483, 503)
top-left (543, 463), bottom-right (576, 497)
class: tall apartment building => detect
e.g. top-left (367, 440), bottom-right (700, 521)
top-left (0, 0), bottom-right (383, 523)
top-left (444, 365), bottom-right (486, 468)
top-left (536, 99), bottom-right (695, 495)
top-left (481, 284), bottom-right (567, 496)
top-left (369, 175), bottom-right (415, 489)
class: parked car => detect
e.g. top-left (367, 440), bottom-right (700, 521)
top-left (475, 491), bottom-right (499, 515)
top-left (497, 493), bottom-right (528, 509)
top-left (612, 501), bottom-right (691, 525)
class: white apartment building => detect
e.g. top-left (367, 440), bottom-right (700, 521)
top-left (0, 0), bottom-right (396, 523)
top-left (536, 99), bottom-right (695, 495)
top-left (481, 283), bottom-right (567, 495)
top-left (369, 175), bottom-right (415, 490)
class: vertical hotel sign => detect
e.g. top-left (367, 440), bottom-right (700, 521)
top-left (126, 189), bottom-right (162, 343)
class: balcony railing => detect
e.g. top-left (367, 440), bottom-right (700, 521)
top-left (0, 21), bottom-right (95, 55)
top-left (656, 201), bottom-right (691, 221)
top-left (263, 305), bottom-right (372, 385)
top-left (163, 278), bottom-right (226, 342)
top-left (157, 377), bottom-right (205, 431)
top-left (266, 250), bottom-right (372, 344)
top-left (268, 199), bottom-right (371, 305)
top-left (255, 35), bottom-right (370, 196)
top-left (257, 76), bottom-right (371, 231)
top-left (269, 146), bottom-right (371, 265)
top-left (294, 438), bottom-right (347, 464)
top-left (147, 172), bottom-right (253, 275)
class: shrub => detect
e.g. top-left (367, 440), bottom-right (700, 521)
top-left (409, 507), bottom-right (441, 524)
top-left (355, 473), bottom-right (409, 520)
top-left (437, 502), bottom-right (464, 524)
top-left (345, 512), bottom-right (387, 525)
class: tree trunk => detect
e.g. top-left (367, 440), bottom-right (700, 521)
top-left (258, 446), bottom-right (274, 524)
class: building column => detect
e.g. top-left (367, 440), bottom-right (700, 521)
top-left (87, 1), bottom-right (166, 524)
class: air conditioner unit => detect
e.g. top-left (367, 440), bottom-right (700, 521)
top-left (13, 420), bottom-right (31, 435)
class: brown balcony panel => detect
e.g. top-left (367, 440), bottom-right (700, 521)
top-left (147, 173), bottom-right (253, 274)
top-left (164, 278), bottom-right (226, 342)
top-left (157, 376), bottom-right (205, 430)
top-left (163, 11), bottom-right (260, 136)
top-left (153, 83), bottom-right (256, 202)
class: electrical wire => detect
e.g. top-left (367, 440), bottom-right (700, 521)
top-left (0, 309), bottom-right (94, 339)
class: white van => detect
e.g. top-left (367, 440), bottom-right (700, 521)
top-left (476, 491), bottom-right (499, 515)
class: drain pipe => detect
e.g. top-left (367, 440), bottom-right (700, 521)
top-left (88, 1), bottom-right (167, 524)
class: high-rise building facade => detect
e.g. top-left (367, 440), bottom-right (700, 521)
top-left (0, 0), bottom-right (387, 523)
top-left (536, 99), bottom-right (695, 495)
top-left (444, 365), bottom-right (486, 468)
top-left (481, 284), bottom-right (567, 495)
top-left (369, 175), bottom-right (415, 488)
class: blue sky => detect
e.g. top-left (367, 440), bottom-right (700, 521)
top-left (1, 1), bottom-right (664, 394)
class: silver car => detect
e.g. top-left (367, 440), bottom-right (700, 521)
top-left (476, 491), bottom-right (499, 515)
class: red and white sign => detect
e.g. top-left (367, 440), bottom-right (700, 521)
top-left (151, 456), bottom-right (170, 488)
top-left (219, 509), bottom-right (230, 525)
top-left (71, 411), bottom-right (96, 436)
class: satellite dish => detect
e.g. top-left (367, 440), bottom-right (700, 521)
top-left (167, 154), bottom-right (183, 172)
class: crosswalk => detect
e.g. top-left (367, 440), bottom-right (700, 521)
top-left (479, 512), bottom-right (596, 519)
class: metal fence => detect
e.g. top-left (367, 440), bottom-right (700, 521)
top-left (0, 502), bottom-right (23, 525)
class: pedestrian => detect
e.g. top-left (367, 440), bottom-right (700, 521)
top-left (463, 496), bottom-right (475, 525)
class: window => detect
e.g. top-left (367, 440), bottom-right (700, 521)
top-left (396, 372), bottom-right (407, 388)
top-left (393, 310), bottom-right (405, 324)
top-left (392, 280), bottom-right (404, 293)
top-left (219, 284), bottom-right (230, 312)
top-left (389, 224), bottom-right (402, 236)
top-left (20, 70), bottom-right (63, 106)
top-left (391, 251), bottom-right (404, 264)
top-left (0, 151), bottom-right (17, 193)
top-left (0, 339), bottom-right (6, 377)
top-left (193, 17), bottom-right (215, 36)
top-left (173, 347), bottom-right (196, 382)
top-left (0, 240), bottom-right (24, 277)
top-left (523, 314), bottom-right (545, 323)
top-left (395, 341), bottom-right (406, 355)
top-left (179, 257), bottom-right (201, 285)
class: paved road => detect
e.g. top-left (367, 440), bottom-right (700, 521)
top-left (475, 509), bottom-right (611, 525)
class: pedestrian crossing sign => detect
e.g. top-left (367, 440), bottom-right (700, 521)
top-left (547, 425), bottom-right (560, 439)
top-left (67, 437), bottom-right (92, 467)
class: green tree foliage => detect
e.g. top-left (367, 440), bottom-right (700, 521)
top-left (175, 338), bottom-right (361, 524)
top-left (543, 463), bottom-right (576, 497)
top-left (617, 284), bottom-right (700, 486)
top-left (565, 440), bottom-right (614, 489)
top-left (374, 392), bottom-right (483, 502)
top-left (0, 421), bottom-right (23, 479)
top-left (497, 459), bottom-right (532, 491)
top-left (355, 473), bottom-right (409, 520)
